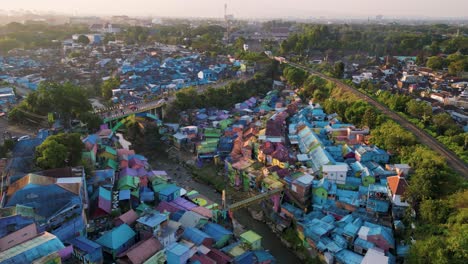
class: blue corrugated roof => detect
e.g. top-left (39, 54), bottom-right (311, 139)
top-left (234, 251), bottom-right (255, 264)
top-left (201, 223), bottom-right (232, 243)
top-left (137, 212), bottom-right (167, 228)
top-left (159, 185), bottom-right (180, 196)
top-left (69, 236), bottom-right (102, 253)
top-left (166, 242), bottom-right (190, 256)
top-left (252, 250), bottom-right (275, 262)
top-left (182, 227), bottom-right (212, 246)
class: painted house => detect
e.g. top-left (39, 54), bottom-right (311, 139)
top-left (290, 173), bottom-right (314, 204)
top-left (198, 69), bottom-right (217, 81)
top-left (387, 176), bottom-right (409, 207)
top-left (159, 185), bottom-right (181, 202)
top-left (99, 146), bottom-right (117, 160)
top-left (312, 178), bottom-right (337, 205)
top-left (182, 227), bottom-right (214, 247)
top-left (322, 164), bottom-right (349, 185)
top-left (0, 216), bottom-right (37, 251)
top-left (137, 211), bottom-right (168, 238)
top-left (201, 222), bottom-right (233, 248)
top-left (95, 224), bottom-right (136, 258)
top-left (166, 242), bottom-right (191, 264)
top-left (158, 220), bottom-right (183, 248)
top-left (5, 174), bottom-right (84, 231)
top-left (118, 176), bottom-right (140, 190)
top-left (0, 232), bottom-right (65, 264)
top-left (0, 87), bottom-right (16, 105)
top-left (69, 236), bottom-right (103, 264)
top-left (114, 209), bottom-right (139, 227)
top-left (366, 184), bottom-right (390, 213)
top-left (117, 237), bottom-right (164, 264)
top-left (240, 230), bottom-right (262, 250)
top-left (355, 146), bottom-right (389, 164)
top-left (358, 222), bottom-right (394, 252)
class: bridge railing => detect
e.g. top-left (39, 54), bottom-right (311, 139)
top-left (100, 100), bottom-right (166, 122)
top-left (227, 187), bottom-right (283, 211)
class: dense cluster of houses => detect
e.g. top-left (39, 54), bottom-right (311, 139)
top-left (348, 56), bottom-right (468, 130)
top-left (0, 37), bottom-right (251, 113)
top-left (166, 82), bottom-right (412, 264)
top-left (0, 122), bottom-right (276, 264)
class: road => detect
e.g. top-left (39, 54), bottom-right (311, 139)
top-left (288, 61), bottom-right (468, 177)
top-left (0, 117), bottom-right (35, 144)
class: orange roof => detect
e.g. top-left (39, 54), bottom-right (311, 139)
top-left (387, 176), bottom-right (408, 196)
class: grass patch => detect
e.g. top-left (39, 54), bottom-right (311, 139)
top-left (190, 163), bottom-right (225, 192)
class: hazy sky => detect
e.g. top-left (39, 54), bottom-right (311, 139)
top-left (2, 0), bottom-right (467, 18)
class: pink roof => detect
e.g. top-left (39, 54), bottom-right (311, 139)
top-left (115, 209), bottom-right (139, 226)
top-left (191, 206), bottom-right (212, 218)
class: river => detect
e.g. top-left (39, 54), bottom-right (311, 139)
top-left (150, 157), bottom-right (301, 264)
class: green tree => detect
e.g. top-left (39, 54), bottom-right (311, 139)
top-left (101, 77), bottom-right (120, 100)
top-left (77, 35), bottom-right (90, 45)
top-left (284, 67), bottom-right (307, 87)
top-left (78, 112), bottom-right (102, 132)
top-left (406, 100), bottom-right (432, 122)
top-left (234, 37), bottom-right (246, 51)
top-left (407, 237), bottom-right (449, 264)
top-left (370, 121), bottom-right (417, 151)
top-left (448, 59), bottom-right (466, 76)
top-left (426, 56), bottom-right (445, 70)
top-left (332, 61), bottom-right (345, 78)
top-left (432, 113), bottom-right (461, 136)
top-left (35, 140), bottom-right (68, 169)
top-left (42, 133), bottom-right (84, 166)
top-left (419, 199), bottom-right (453, 224)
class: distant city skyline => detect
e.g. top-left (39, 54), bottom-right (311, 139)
top-left (1, 0), bottom-right (468, 19)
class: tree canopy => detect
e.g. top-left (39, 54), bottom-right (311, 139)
top-left (101, 77), bottom-right (120, 100)
top-left (35, 133), bottom-right (83, 169)
top-left (9, 82), bottom-right (92, 127)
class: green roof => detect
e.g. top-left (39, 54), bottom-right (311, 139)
top-left (105, 146), bottom-right (117, 156)
top-left (240, 230), bottom-right (262, 243)
top-left (106, 159), bottom-right (118, 170)
top-left (204, 128), bottom-right (222, 138)
top-left (96, 224), bottom-right (135, 250)
top-left (118, 176), bottom-right (140, 190)
top-left (219, 119), bottom-right (233, 130)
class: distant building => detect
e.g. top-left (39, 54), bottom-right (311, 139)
top-left (69, 16), bottom-right (101, 25)
top-left (0, 87), bottom-right (16, 105)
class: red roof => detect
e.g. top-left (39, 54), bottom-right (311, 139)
top-left (387, 176), bottom-right (408, 196)
top-left (118, 237), bottom-right (162, 264)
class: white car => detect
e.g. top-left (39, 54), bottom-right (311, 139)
top-left (17, 135), bottom-right (31, 141)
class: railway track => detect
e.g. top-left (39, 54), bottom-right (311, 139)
top-left (288, 62), bottom-right (468, 178)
